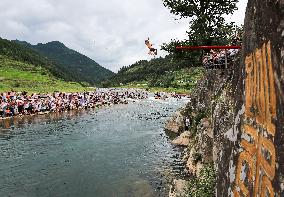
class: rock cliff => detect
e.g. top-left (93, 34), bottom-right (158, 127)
top-left (167, 0), bottom-right (284, 196)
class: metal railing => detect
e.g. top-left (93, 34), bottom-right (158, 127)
top-left (176, 45), bottom-right (241, 69)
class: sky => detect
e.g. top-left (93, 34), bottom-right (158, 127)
top-left (0, 0), bottom-right (248, 72)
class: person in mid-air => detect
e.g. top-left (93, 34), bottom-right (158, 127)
top-left (145, 37), bottom-right (157, 55)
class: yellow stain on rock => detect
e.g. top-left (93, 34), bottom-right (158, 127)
top-left (234, 41), bottom-right (277, 197)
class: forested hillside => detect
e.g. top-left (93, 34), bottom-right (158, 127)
top-left (0, 38), bottom-right (88, 92)
top-left (102, 56), bottom-right (204, 93)
top-left (0, 56), bottom-right (87, 92)
top-left (0, 38), bottom-right (70, 81)
top-left (14, 40), bottom-right (114, 85)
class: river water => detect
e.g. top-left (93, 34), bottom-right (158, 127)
top-left (0, 96), bottom-right (189, 197)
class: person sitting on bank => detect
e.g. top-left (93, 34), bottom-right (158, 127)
top-left (0, 99), bottom-right (8, 118)
top-left (185, 116), bottom-right (190, 131)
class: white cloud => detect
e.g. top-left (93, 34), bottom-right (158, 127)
top-left (226, 0), bottom-right (248, 25)
top-left (0, 0), bottom-right (247, 72)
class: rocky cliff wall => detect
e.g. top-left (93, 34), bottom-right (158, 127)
top-left (167, 0), bottom-right (283, 196)
top-left (228, 0), bottom-right (284, 196)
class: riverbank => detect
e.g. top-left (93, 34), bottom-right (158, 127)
top-left (112, 85), bottom-right (192, 95)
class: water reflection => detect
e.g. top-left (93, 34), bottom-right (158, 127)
top-left (0, 109), bottom-right (92, 129)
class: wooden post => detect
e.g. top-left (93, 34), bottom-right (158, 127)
top-left (225, 50), bottom-right (228, 69)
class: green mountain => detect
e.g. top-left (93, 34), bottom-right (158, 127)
top-left (0, 38), bottom-right (71, 81)
top-left (0, 38), bottom-right (87, 92)
top-left (102, 56), bottom-right (204, 93)
top-left (14, 40), bottom-right (114, 85)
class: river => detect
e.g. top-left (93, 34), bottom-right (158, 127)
top-left (0, 96), bottom-right (189, 197)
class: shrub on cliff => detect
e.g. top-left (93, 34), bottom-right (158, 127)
top-left (184, 164), bottom-right (215, 197)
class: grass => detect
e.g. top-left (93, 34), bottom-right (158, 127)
top-left (184, 164), bottom-right (215, 197)
top-left (0, 55), bottom-right (90, 93)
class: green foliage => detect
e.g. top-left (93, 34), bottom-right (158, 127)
top-left (182, 106), bottom-right (210, 135)
top-left (0, 55), bottom-right (88, 93)
top-left (184, 164), bottom-right (216, 197)
top-left (22, 41), bottom-right (115, 85)
top-left (102, 56), bottom-right (205, 92)
top-left (161, 0), bottom-right (240, 62)
top-left (0, 38), bottom-right (69, 81)
top-left (162, 0), bottom-right (238, 19)
top-left (161, 40), bottom-right (202, 66)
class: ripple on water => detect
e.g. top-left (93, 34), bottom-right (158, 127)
top-left (0, 97), bottom-right (190, 197)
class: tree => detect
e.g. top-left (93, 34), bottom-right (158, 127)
top-left (161, 0), bottom-right (239, 59)
top-left (162, 0), bottom-right (238, 18)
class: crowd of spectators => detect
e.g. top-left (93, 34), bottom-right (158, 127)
top-left (202, 36), bottom-right (242, 69)
top-left (0, 89), bottom-right (148, 119)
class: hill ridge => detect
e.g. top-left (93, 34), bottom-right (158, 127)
top-left (13, 39), bottom-right (114, 85)
top-left (0, 38), bottom-right (87, 92)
